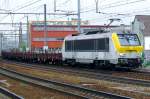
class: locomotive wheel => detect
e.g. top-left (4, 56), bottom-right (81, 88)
top-left (89, 64), bottom-right (95, 69)
top-left (70, 60), bottom-right (76, 67)
top-left (94, 60), bottom-right (99, 67)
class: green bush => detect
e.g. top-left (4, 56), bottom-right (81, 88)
top-left (143, 61), bottom-right (150, 67)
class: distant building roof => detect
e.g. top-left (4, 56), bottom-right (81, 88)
top-left (135, 15), bottom-right (150, 22)
top-left (134, 15), bottom-right (150, 36)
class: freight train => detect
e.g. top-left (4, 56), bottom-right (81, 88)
top-left (2, 30), bottom-right (144, 69)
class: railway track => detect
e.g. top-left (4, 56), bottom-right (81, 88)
top-left (133, 69), bottom-right (150, 76)
top-left (3, 60), bottom-right (150, 87)
top-left (0, 67), bottom-right (131, 99)
top-left (0, 86), bottom-right (24, 99)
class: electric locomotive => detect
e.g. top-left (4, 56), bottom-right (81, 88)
top-left (62, 30), bottom-right (143, 69)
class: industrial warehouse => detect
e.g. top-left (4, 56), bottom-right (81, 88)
top-left (0, 0), bottom-right (150, 99)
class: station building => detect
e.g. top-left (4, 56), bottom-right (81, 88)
top-left (29, 20), bottom-right (116, 52)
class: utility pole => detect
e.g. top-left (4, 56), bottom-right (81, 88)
top-left (15, 32), bottom-right (17, 50)
top-left (26, 16), bottom-right (29, 51)
top-left (77, 0), bottom-right (81, 33)
top-left (95, 0), bottom-right (99, 13)
top-left (54, 0), bottom-right (56, 12)
top-left (19, 22), bottom-right (22, 50)
top-left (53, 0), bottom-right (81, 33)
top-left (44, 4), bottom-right (48, 51)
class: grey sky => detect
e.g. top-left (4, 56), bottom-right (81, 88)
top-left (0, 0), bottom-right (150, 26)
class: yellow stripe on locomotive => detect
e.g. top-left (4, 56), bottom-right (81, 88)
top-left (112, 33), bottom-right (143, 54)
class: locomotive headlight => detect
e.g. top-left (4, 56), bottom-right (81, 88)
top-left (119, 53), bottom-right (126, 57)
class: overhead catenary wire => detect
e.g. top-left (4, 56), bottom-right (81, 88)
top-left (0, 0), bottom-right (78, 34)
top-left (0, 8), bottom-right (11, 12)
top-left (60, 0), bottom-right (71, 5)
top-left (0, 0), bottom-right (149, 26)
top-left (83, 7), bottom-right (150, 24)
top-left (80, 0), bottom-right (146, 14)
top-left (0, 0), bottom-right (43, 22)
top-left (0, 12), bottom-right (77, 15)
top-left (74, 0), bottom-right (147, 25)
top-left (56, 0), bottom-right (71, 7)
top-left (54, 0), bottom-right (75, 13)
top-left (13, 0), bottom-right (42, 12)
top-left (15, 4), bottom-right (44, 22)
top-left (0, 0), bottom-right (77, 23)
top-left (13, 0), bottom-right (40, 9)
top-left (79, 0), bottom-right (132, 13)
top-left (101, 0), bottom-right (146, 9)
top-left (0, 0), bottom-right (149, 45)
top-left (79, 0), bottom-right (133, 13)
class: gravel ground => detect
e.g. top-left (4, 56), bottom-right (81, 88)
top-left (0, 75), bottom-right (82, 99)
top-left (0, 93), bottom-right (10, 99)
top-left (1, 62), bottom-right (150, 99)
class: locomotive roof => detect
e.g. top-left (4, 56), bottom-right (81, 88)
top-left (71, 29), bottom-right (133, 37)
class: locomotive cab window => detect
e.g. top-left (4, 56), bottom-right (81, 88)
top-left (118, 34), bottom-right (140, 46)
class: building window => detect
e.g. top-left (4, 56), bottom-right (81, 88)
top-left (33, 37), bottom-right (64, 41)
top-left (33, 26), bottom-right (75, 31)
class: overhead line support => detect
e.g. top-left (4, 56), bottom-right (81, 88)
top-left (0, 12), bottom-right (77, 15)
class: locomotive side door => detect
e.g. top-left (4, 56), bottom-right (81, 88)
top-left (72, 40), bottom-right (76, 59)
top-left (104, 37), bottom-right (110, 63)
top-left (93, 39), bottom-right (98, 60)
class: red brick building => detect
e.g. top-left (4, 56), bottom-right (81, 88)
top-left (29, 21), bottom-right (115, 51)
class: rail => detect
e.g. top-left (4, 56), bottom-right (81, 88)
top-left (0, 86), bottom-right (24, 99)
top-left (0, 67), bottom-right (131, 99)
top-left (5, 60), bottom-right (150, 87)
